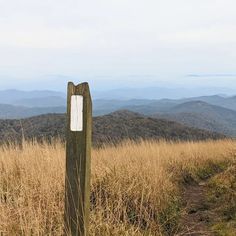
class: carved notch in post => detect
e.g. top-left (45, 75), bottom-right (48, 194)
top-left (65, 82), bottom-right (92, 236)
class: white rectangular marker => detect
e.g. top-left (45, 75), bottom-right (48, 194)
top-left (70, 95), bottom-right (83, 131)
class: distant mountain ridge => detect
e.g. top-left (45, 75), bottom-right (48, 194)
top-left (1, 89), bottom-right (235, 110)
top-left (94, 95), bottom-right (236, 115)
top-left (13, 96), bottom-right (66, 107)
top-left (93, 87), bottom-right (235, 100)
top-left (0, 111), bottom-right (225, 146)
top-left (0, 104), bottom-right (66, 119)
top-left (154, 101), bottom-right (236, 137)
top-left (0, 89), bottom-right (65, 104)
top-left (0, 89), bottom-right (236, 137)
top-left (93, 98), bottom-right (236, 137)
top-left (172, 95), bottom-right (236, 111)
top-left (120, 95), bottom-right (236, 113)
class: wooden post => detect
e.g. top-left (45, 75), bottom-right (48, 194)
top-left (65, 82), bottom-right (92, 236)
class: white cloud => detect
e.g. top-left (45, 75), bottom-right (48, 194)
top-left (160, 26), bottom-right (236, 44)
top-left (0, 0), bottom-right (235, 48)
top-left (0, 0), bottom-right (235, 88)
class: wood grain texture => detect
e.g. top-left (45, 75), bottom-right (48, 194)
top-left (65, 82), bottom-right (92, 236)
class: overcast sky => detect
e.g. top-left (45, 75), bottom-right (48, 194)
top-left (0, 0), bottom-right (236, 91)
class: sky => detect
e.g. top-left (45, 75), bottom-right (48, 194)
top-left (0, 0), bottom-right (236, 92)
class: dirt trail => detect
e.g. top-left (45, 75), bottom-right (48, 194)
top-left (178, 180), bottom-right (216, 236)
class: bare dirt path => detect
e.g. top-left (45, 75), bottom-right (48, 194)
top-left (178, 180), bottom-right (216, 236)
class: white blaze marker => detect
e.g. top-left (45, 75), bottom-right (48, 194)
top-left (70, 95), bottom-right (83, 131)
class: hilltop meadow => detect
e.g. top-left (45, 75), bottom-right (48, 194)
top-left (1, 139), bottom-right (236, 235)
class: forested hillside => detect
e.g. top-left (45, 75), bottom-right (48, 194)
top-left (0, 111), bottom-right (225, 145)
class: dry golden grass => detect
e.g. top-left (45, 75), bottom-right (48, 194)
top-left (0, 139), bottom-right (236, 235)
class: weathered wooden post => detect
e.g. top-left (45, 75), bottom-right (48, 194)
top-left (65, 82), bottom-right (92, 236)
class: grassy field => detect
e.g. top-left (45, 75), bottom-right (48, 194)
top-left (0, 139), bottom-right (236, 235)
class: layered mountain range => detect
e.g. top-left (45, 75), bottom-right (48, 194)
top-left (0, 90), bottom-right (235, 137)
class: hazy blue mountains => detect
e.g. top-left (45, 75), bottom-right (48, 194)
top-left (0, 104), bottom-right (65, 119)
top-left (0, 90), bottom-right (65, 105)
top-left (13, 96), bottom-right (66, 107)
top-left (0, 89), bottom-right (236, 137)
top-left (92, 87), bottom-right (235, 100)
top-left (93, 97), bottom-right (236, 137)
top-left (153, 101), bottom-right (236, 137)
top-left (0, 90), bottom-right (66, 118)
